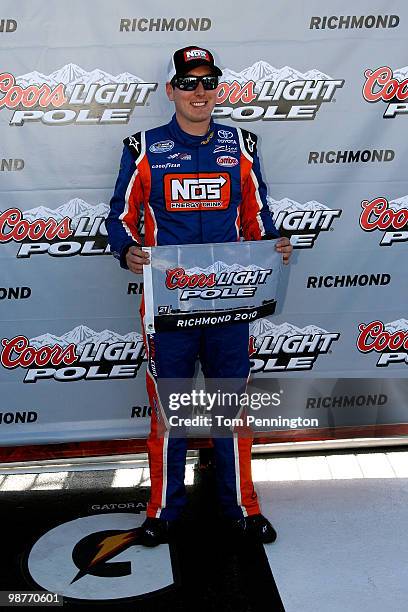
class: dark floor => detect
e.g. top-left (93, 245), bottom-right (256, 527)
top-left (0, 462), bottom-right (284, 611)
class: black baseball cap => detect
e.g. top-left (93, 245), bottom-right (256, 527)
top-left (168, 46), bottom-right (222, 81)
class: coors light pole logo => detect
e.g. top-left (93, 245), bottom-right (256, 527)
top-left (363, 66), bottom-right (408, 118)
top-left (0, 198), bottom-right (144, 258)
top-left (213, 61), bottom-right (344, 122)
top-left (154, 261), bottom-right (277, 331)
top-left (268, 197), bottom-right (341, 248)
top-left (357, 319), bottom-right (408, 367)
top-left (166, 261), bottom-right (272, 301)
top-left (249, 319), bottom-right (340, 372)
top-left (0, 63), bottom-right (157, 126)
top-left (0, 326), bottom-right (145, 383)
top-left (359, 195), bottom-right (408, 245)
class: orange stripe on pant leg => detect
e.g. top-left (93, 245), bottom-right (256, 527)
top-left (146, 370), bottom-right (166, 518)
top-left (236, 435), bottom-right (261, 516)
top-left (142, 300), bottom-right (167, 519)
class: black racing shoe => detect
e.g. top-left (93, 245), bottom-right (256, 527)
top-left (139, 517), bottom-right (171, 547)
top-left (246, 514), bottom-right (277, 543)
top-left (229, 513), bottom-right (277, 544)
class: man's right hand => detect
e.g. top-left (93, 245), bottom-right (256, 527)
top-left (126, 246), bottom-right (150, 274)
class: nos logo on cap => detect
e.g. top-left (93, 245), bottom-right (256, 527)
top-left (185, 49), bottom-right (209, 61)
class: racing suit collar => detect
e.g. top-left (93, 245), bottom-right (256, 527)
top-left (168, 113), bottom-right (215, 148)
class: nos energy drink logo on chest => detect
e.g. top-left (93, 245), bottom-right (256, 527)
top-left (0, 64), bottom-right (157, 126)
top-left (0, 326), bottom-right (145, 383)
top-left (214, 61), bottom-right (344, 121)
top-left (164, 173), bottom-right (231, 210)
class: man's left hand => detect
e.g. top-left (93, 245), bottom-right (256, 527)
top-left (275, 237), bottom-right (293, 265)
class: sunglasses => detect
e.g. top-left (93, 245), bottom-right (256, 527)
top-left (171, 75), bottom-right (219, 91)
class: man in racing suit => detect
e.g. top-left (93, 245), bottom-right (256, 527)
top-left (107, 46), bottom-right (292, 546)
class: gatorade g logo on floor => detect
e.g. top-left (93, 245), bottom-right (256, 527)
top-left (164, 172), bottom-right (231, 210)
top-left (26, 514), bottom-right (175, 601)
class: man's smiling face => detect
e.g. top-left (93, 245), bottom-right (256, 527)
top-left (166, 65), bottom-right (218, 134)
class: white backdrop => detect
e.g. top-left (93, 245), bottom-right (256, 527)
top-left (1, 0), bottom-right (407, 446)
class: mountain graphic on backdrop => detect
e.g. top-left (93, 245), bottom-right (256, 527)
top-left (388, 195), bottom-right (408, 210)
top-left (220, 61), bottom-right (332, 90)
top-left (249, 318), bottom-right (277, 338)
top-left (186, 261), bottom-right (264, 276)
top-left (61, 325), bottom-right (96, 345)
top-left (30, 326), bottom-right (144, 353)
top-left (267, 197), bottom-right (329, 214)
top-left (16, 63), bottom-right (145, 94)
top-left (384, 319), bottom-right (408, 333)
top-left (394, 66), bottom-right (408, 80)
top-left (23, 199), bottom-right (109, 227)
top-left (250, 320), bottom-right (328, 344)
